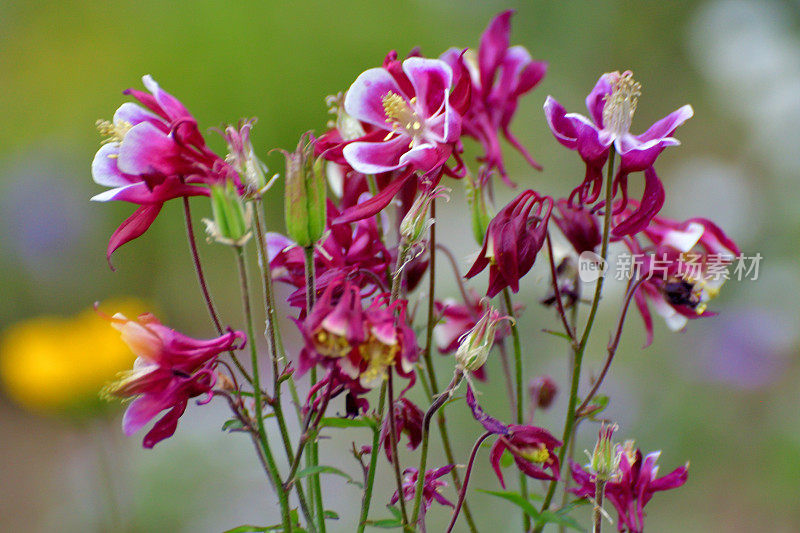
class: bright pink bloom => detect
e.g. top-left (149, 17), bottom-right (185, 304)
top-left (391, 466), bottom-right (455, 516)
top-left (380, 397), bottom-right (424, 462)
top-left (466, 189), bottom-right (553, 297)
top-left (92, 75), bottom-right (237, 264)
top-left (441, 10), bottom-right (546, 185)
top-left (101, 312), bottom-right (245, 448)
top-left (617, 206), bottom-right (740, 346)
top-left (465, 386), bottom-right (562, 487)
top-left (544, 71), bottom-right (692, 236)
top-left (569, 445), bottom-right (688, 533)
top-left (335, 54), bottom-right (464, 223)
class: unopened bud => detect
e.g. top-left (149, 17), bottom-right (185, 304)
top-left (465, 173), bottom-right (491, 245)
top-left (223, 119), bottom-right (275, 194)
top-left (590, 423), bottom-right (621, 481)
top-left (283, 132), bottom-right (327, 248)
top-left (529, 375), bottom-right (558, 409)
top-left (203, 181), bottom-right (253, 247)
top-left (400, 186), bottom-right (450, 246)
top-left (455, 305), bottom-right (511, 373)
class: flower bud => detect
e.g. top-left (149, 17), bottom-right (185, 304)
top-left (528, 375), bottom-right (558, 409)
top-left (283, 132), bottom-right (327, 248)
top-left (465, 173), bottom-right (491, 245)
top-left (203, 181), bottom-right (253, 247)
top-left (400, 186), bottom-right (450, 246)
top-left (455, 305), bottom-right (511, 373)
top-left (223, 119), bottom-right (274, 194)
top-left (589, 423), bottom-right (621, 481)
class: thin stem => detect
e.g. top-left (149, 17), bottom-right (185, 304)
top-left (535, 146), bottom-right (617, 530)
top-left (235, 247), bottom-right (291, 531)
top-left (435, 243), bottom-right (471, 307)
top-left (502, 287), bottom-right (528, 531)
top-left (497, 341), bottom-right (517, 419)
top-left (446, 431), bottom-right (492, 533)
top-left (182, 197), bottom-right (252, 382)
top-left (387, 369), bottom-right (411, 531)
top-left (593, 479), bottom-right (606, 533)
top-left (545, 232), bottom-right (576, 342)
top-left (422, 200), bottom-right (439, 394)
top-left (410, 371), bottom-right (463, 527)
top-left (356, 383), bottom-right (387, 533)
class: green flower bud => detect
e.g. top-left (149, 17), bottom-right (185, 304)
top-left (203, 181), bottom-right (253, 247)
top-left (283, 132), bottom-right (327, 248)
top-left (590, 423), bottom-right (622, 481)
top-left (399, 186), bottom-right (450, 246)
top-left (455, 304), bottom-right (511, 373)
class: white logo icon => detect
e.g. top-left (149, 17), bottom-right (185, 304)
top-left (578, 251), bottom-right (608, 283)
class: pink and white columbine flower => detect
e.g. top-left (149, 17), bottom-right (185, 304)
top-left (441, 10), bottom-right (547, 185)
top-left (544, 71), bottom-right (693, 236)
top-left (335, 56), bottom-right (464, 223)
top-left (101, 312), bottom-right (245, 448)
top-left (570, 442), bottom-right (688, 533)
top-left (616, 205), bottom-right (740, 346)
top-left (92, 75), bottom-right (238, 265)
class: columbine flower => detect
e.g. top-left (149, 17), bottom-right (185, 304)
top-left (335, 55), bottom-right (463, 223)
top-left (391, 466), bottom-right (455, 517)
top-left (466, 189), bottom-right (553, 297)
top-left (570, 442), bottom-right (689, 533)
top-left (618, 207), bottom-right (740, 345)
top-left (92, 75), bottom-right (237, 264)
top-left (441, 10), bottom-right (547, 185)
top-left (100, 312), bottom-right (245, 448)
top-left (552, 198), bottom-right (601, 255)
top-left (380, 397), bottom-right (424, 462)
top-left (465, 386), bottom-right (562, 487)
top-left (543, 71), bottom-right (693, 236)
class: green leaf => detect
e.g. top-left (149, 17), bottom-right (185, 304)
top-left (324, 510), bottom-right (339, 520)
top-left (320, 416), bottom-right (377, 430)
top-left (366, 519), bottom-right (403, 529)
top-left (387, 505), bottom-right (402, 520)
top-left (476, 489), bottom-right (543, 519)
top-left (222, 525), bottom-right (282, 532)
top-left (294, 465), bottom-right (363, 488)
top-left (221, 418), bottom-right (245, 432)
top-left (542, 328), bottom-right (572, 341)
top-left (537, 510), bottom-right (585, 531)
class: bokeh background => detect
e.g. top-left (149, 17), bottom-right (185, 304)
top-left (2, 0), bottom-right (799, 531)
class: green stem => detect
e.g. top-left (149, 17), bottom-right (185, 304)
top-left (593, 479), bottom-right (606, 533)
top-left (356, 383), bottom-right (387, 533)
top-left (235, 247), bottom-right (292, 531)
top-left (502, 287), bottom-right (528, 531)
top-left (535, 146), bottom-right (617, 531)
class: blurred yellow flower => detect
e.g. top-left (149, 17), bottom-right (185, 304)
top-left (0, 299), bottom-right (149, 416)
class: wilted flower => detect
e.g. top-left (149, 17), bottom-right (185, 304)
top-left (380, 397), bottom-right (424, 462)
top-left (92, 75), bottom-right (237, 264)
top-left (570, 442), bottom-right (689, 533)
top-left (441, 10), bottom-right (547, 185)
top-left (101, 312), bottom-right (245, 448)
top-left (391, 466), bottom-right (455, 517)
top-left (543, 71), bottom-right (692, 236)
top-left (465, 386), bottom-right (562, 487)
top-left (466, 189), bottom-right (553, 297)
top-left (552, 198), bottom-right (601, 255)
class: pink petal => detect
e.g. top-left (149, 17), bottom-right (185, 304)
top-left (113, 102), bottom-right (160, 128)
top-left (635, 104), bottom-right (693, 143)
top-left (543, 96), bottom-right (578, 150)
top-left (585, 73), bottom-right (614, 127)
top-left (479, 10), bottom-right (513, 91)
top-left (141, 75), bottom-right (192, 121)
top-left (142, 401), bottom-right (188, 448)
top-left (117, 122), bottom-right (183, 176)
top-left (343, 135), bottom-right (408, 174)
top-left (402, 57), bottom-right (452, 118)
top-left (612, 167), bottom-right (665, 237)
top-left (91, 143), bottom-right (131, 187)
top-left (333, 169), bottom-right (414, 224)
top-left (107, 204), bottom-right (163, 268)
top-left (122, 394), bottom-right (167, 436)
top-left (344, 67), bottom-right (406, 129)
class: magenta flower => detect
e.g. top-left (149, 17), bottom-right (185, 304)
top-left (335, 55), bottom-right (463, 223)
top-left (442, 10), bottom-right (546, 185)
top-left (466, 189), bottom-right (553, 297)
top-left (391, 465), bottom-right (455, 516)
top-left (618, 206), bottom-right (740, 345)
top-left (569, 445), bottom-right (688, 533)
top-left (543, 71), bottom-right (693, 236)
top-left (101, 312), bottom-right (245, 448)
top-left (552, 198), bottom-right (601, 255)
top-left (380, 397), bottom-right (424, 462)
top-left (465, 386), bottom-right (562, 487)
top-left (92, 75), bottom-right (236, 264)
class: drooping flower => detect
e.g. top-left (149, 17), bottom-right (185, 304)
top-left (380, 397), bottom-right (424, 462)
top-left (100, 312), bottom-right (245, 448)
top-left (569, 442), bottom-right (688, 533)
top-left (390, 465), bottom-right (455, 517)
top-left (466, 189), bottom-right (553, 297)
top-left (465, 386), bottom-right (562, 487)
top-left (543, 71), bottom-right (693, 236)
top-left (618, 207), bottom-right (740, 345)
top-left (92, 75), bottom-right (238, 264)
top-left (552, 198), bottom-right (601, 256)
top-left (334, 55), bottom-right (464, 223)
top-left (441, 10), bottom-right (547, 185)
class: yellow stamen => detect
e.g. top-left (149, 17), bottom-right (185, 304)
top-left (382, 92), bottom-right (423, 138)
top-left (313, 329), bottom-right (351, 358)
top-left (602, 71), bottom-right (642, 137)
top-left (521, 443), bottom-right (550, 464)
top-left (358, 333), bottom-right (399, 383)
top-left (96, 119), bottom-right (133, 145)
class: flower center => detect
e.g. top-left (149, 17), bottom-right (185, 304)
top-left (382, 92), bottom-right (423, 139)
top-left (358, 333), bottom-right (399, 383)
top-left (519, 443), bottom-right (550, 464)
top-left (313, 329), bottom-right (351, 358)
top-left (96, 119), bottom-right (133, 144)
top-left (602, 71), bottom-right (641, 138)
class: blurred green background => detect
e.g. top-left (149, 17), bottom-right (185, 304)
top-left (1, 0), bottom-right (799, 531)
